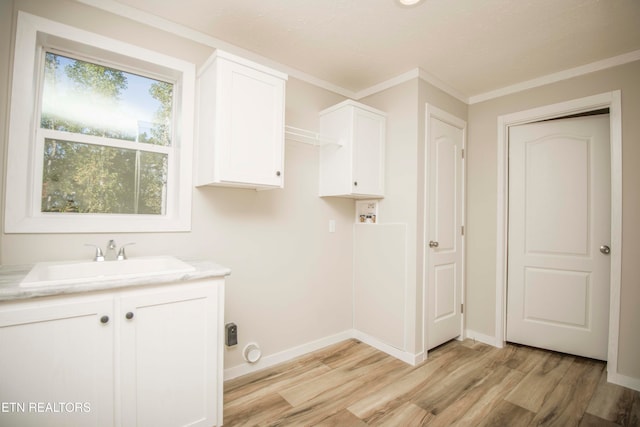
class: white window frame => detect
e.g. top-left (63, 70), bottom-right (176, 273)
top-left (5, 11), bottom-right (195, 233)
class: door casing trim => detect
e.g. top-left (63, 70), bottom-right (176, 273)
top-left (496, 91), bottom-right (622, 381)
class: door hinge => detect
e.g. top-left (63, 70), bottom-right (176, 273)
top-left (461, 149), bottom-right (465, 159)
top-left (461, 303), bottom-right (464, 314)
top-left (461, 225), bottom-right (464, 236)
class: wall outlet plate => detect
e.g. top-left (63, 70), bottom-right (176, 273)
top-left (225, 323), bottom-right (238, 346)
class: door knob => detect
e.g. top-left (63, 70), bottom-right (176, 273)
top-left (600, 245), bottom-right (611, 255)
top-left (429, 241), bottom-right (439, 248)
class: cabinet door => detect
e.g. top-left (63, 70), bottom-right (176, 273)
top-left (119, 281), bottom-right (223, 427)
top-left (0, 295), bottom-right (114, 427)
top-left (352, 108), bottom-right (385, 197)
top-left (218, 60), bottom-right (285, 188)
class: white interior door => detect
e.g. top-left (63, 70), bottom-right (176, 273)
top-left (426, 106), bottom-right (465, 351)
top-left (507, 115), bottom-right (610, 360)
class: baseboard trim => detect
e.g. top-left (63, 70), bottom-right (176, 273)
top-left (352, 330), bottom-right (422, 366)
top-left (223, 330), bottom-right (353, 381)
top-left (223, 329), bottom-right (424, 381)
top-left (465, 329), bottom-right (503, 348)
top-left (607, 371), bottom-right (640, 392)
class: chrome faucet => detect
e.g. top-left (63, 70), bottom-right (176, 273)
top-left (106, 239), bottom-right (117, 261)
top-left (116, 242), bottom-right (136, 260)
top-left (85, 244), bottom-right (105, 262)
top-left (86, 240), bottom-right (135, 261)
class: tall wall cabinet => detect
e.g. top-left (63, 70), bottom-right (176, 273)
top-left (196, 50), bottom-right (288, 189)
top-left (319, 100), bottom-right (386, 198)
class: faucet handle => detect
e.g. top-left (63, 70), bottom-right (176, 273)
top-left (117, 243), bottom-right (136, 261)
top-left (85, 244), bottom-right (105, 262)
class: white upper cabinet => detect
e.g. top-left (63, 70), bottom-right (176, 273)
top-left (196, 50), bottom-right (287, 189)
top-left (319, 100), bottom-right (386, 198)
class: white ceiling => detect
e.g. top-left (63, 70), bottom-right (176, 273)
top-left (104, 0), bottom-right (640, 101)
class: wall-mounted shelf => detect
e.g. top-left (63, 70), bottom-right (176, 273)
top-left (284, 125), bottom-right (339, 147)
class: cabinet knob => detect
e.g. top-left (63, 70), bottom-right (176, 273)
top-left (276, 171), bottom-right (281, 177)
top-left (125, 312), bottom-right (134, 320)
top-left (100, 315), bottom-right (109, 324)
top-left (354, 181), bottom-right (358, 186)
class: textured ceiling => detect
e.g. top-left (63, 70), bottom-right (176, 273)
top-left (111, 0), bottom-right (640, 100)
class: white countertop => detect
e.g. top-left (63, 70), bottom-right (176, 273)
top-left (0, 259), bottom-right (231, 301)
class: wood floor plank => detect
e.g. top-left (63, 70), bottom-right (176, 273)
top-left (278, 351), bottom-right (390, 407)
top-left (504, 351), bottom-right (575, 412)
top-left (222, 339), bottom-right (639, 426)
top-left (269, 355), bottom-right (411, 426)
top-left (630, 392), bottom-right (640, 426)
top-left (411, 346), bottom-right (503, 416)
top-left (475, 400), bottom-right (536, 427)
top-left (437, 366), bottom-right (525, 426)
top-left (488, 342), bottom-right (549, 373)
top-left (586, 368), bottom-right (640, 426)
top-left (225, 362), bottom-right (330, 412)
top-left (348, 341), bottom-right (473, 420)
top-left (367, 402), bottom-right (433, 426)
top-left (312, 409), bottom-right (368, 427)
top-left (319, 339), bottom-right (381, 369)
top-left (223, 392), bottom-right (292, 427)
top-left (529, 358), bottom-right (604, 426)
top-left (579, 413), bottom-right (621, 427)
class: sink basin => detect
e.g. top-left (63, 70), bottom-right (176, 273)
top-left (20, 256), bottom-right (196, 287)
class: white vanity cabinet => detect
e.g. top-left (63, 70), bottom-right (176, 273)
top-left (0, 279), bottom-right (224, 427)
top-left (119, 281), bottom-right (223, 427)
top-left (0, 294), bottom-right (115, 427)
top-left (196, 50), bottom-right (287, 189)
top-left (319, 100), bottom-right (386, 198)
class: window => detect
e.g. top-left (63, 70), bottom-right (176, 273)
top-left (40, 52), bottom-right (172, 215)
top-left (5, 12), bottom-right (195, 233)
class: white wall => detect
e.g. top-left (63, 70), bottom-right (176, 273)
top-left (0, 0), bottom-right (353, 371)
top-left (466, 60), bottom-right (640, 382)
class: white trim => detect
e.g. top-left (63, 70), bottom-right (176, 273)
top-left (422, 104), bottom-right (467, 357)
top-left (77, 0), bottom-right (640, 106)
top-left (469, 50), bottom-right (640, 104)
top-left (495, 91), bottom-right (623, 383)
top-left (76, 0), bottom-right (356, 99)
top-left (223, 328), bottom-right (425, 381)
top-left (607, 372), bottom-right (640, 393)
top-left (5, 12), bottom-right (194, 233)
top-left (353, 329), bottom-right (421, 365)
top-left (417, 69), bottom-right (469, 104)
top-left (223, 330), bottom-right (353, 381)
top-left (465, 329), bottom-right (503, 348)
top-left (353, 68), bottom-right (420, 100)
top-left (353, 68), bottom-right (469, 104)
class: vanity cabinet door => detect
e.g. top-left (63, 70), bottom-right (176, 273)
top-left (0, 295), bottom-right (114, 427)
top-left (119, 280), bottom-right (224, 427)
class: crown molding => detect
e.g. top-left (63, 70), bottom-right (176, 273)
top-left (354, 68), bottom-right (469, 104)
top-left (75, 0), bottom-right (640, 106)
top-left (468, 50), bottom-right (640, 104)
top-left (75, 0), bottom-right (356, 99)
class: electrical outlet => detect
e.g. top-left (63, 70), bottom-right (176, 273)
top-left (225, 323), bottom-right (238, 346)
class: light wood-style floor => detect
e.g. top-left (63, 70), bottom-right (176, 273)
top-left (223, 339), bottom-right (640, 426)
